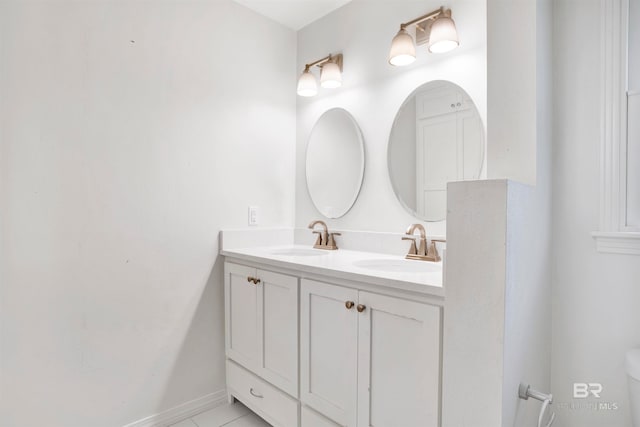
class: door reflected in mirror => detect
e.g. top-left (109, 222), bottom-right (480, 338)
top-left (306, 108), bottom-right (365, 219)
top-left (388, 81), bottom-right (484, 221)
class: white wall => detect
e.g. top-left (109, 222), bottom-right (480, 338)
top-left (0, 2), bottom-right (296, 426)
top-left (486, 0), bottom-right (538, 185)
top-left (487, 0), bottom-right (554, 426)
top-left (443, 178), bottom-right (551, 427)
top-left (552, 0), bottom-right (640, 425)
top-left (443, 180), bottom-right (509, 427)
top-left (295, 0), bottom-right (487, 236)
top-left (444, 1), bottom-right (553, 424)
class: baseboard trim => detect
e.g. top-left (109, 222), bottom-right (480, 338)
top-left (123, 389), bottom-right (227, 427)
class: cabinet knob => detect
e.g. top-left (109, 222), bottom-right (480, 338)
top-left (356, 304), bottom-right (366, 313)
top-left (345, 301), bottom-right (355, 310)
top-left (247, 276), bottom-right (253, 283)
top-left (253, 278), bottom-right (261, 285)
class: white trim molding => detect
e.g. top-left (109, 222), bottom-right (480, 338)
top-left (591, 231), bottom-right (640, 255)
top-left (122, 390), bottom-right (227, 427)
top-left (598, 0), bottom-right (627, 232)
top-left (594, 0), bottom-right (637, 253)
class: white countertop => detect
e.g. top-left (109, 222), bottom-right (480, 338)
top-left (220, 244), bottom-right (443, 297)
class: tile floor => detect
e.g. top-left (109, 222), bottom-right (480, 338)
top-left (170, 402), bottom-right (271, 427)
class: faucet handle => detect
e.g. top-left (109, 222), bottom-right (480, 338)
top-left (426, 240), bottom-right (442, 262)
top-left (401, 236), bottom-right (418, 255)
top-left (327, 232), bottom-right (341, 249)
top-left (312, 230), bottom-right (323, 247)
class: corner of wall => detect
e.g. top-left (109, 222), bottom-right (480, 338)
top-left (442, 179), bottom-right (508, 427)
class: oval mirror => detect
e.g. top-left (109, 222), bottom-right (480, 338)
top-left (388, 81), bottom-right (484, 221)
top-left (306, 108), bottom-right (365, 219)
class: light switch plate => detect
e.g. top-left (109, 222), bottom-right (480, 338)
top-left (248, 206), bottom-right (258, 226)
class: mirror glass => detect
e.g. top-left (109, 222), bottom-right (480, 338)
top-left (388, 81), bottom-right (484, 221)
top-left (306, 108), bottom-right (365, 219)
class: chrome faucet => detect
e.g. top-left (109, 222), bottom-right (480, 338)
top-left (402, 223), bottom-right (444, 262)
top-left (308, 220), bottom-right (341, 250)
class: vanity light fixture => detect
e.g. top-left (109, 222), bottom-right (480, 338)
top-left (297, 53), bottom-right (343, 97)
top-left (388, 7), bottom-right (459, 66)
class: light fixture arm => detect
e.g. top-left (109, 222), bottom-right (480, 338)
top-left (305, 53), bottom-right (343, 72)
top-left (399, 7), bottom-right (447, 30)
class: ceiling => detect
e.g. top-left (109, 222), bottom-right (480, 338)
top-left (232, 0), bottom-right (353, 30)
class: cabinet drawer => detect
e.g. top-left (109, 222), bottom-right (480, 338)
top-left (227, 360), bottom-right (299, 427)
top-left (301, 406), bottom-right (341, 427)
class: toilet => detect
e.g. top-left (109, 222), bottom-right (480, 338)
top-left (627, 349), bottom-right (640, 427)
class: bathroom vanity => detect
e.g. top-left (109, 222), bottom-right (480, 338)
top-left (220, 233), bottom-right (444, 427)
top-left (216, 77), bottom-right (542, 427)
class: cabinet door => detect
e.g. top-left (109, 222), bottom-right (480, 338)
top-left (301, 279), bottom-right (359, 427)
top-left (225, 263), bottom-right (260, 373)
top-left (258, 268), bottom-right (299, 397)
top-left (357, 292), bottom-right (442, 427)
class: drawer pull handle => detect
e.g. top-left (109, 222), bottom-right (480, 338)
top-left (357, 304), bottom-right (366, 313)
top-left (345, 301), bottom-right (355, 309)
top-left (249, 388), bottom-right (264, 398)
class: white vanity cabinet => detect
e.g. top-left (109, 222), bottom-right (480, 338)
top-left (356, 291), bottom-right (441, 427)
top-left (224, 262), bottom-right (299, 398)
top-left (224, 260), bottom-right (442, 427)
top-left (300, 279), bottom-right (442, 427)
top-left (300, 280), bottom-right (359, 426)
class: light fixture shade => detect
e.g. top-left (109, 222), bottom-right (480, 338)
top-left (428, 16), bottom-right (459, 53)
top-left (320, 62), bottom-right (342, 88)
top-left (388, 28), bottom-right (416, 66)
top-left (297, 69), bottom-right (318, 97)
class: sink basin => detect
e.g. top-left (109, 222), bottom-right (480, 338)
top-left (269, 248), bottom-right (328, 257)
top-left (352, 259), bottom-right (442, 274)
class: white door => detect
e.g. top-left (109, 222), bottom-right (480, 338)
top-left (225, 263), bottom-right (261, 373)
top-left (416, 112), bottom-right (458, 219)
top-left (258, 268), bottom-right (299, 397)
top-left (415, 86), bottom-right (480, 220)
top-left (357, 292), bottom-right (442, 427)
top-left (300, 279), bottom-right (359, 427)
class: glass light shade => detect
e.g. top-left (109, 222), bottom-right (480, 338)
top-left (320, 62), bottom-right (342, 88)
top-left (388, 28), bottom-right (416, 66)
top-left (428, 16), bottom-right (459, 53)
top-left (297, 69), bottom-right (318, 97)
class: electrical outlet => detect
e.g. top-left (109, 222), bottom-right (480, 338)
top-left (248, 206), bottom-right (258, 226)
